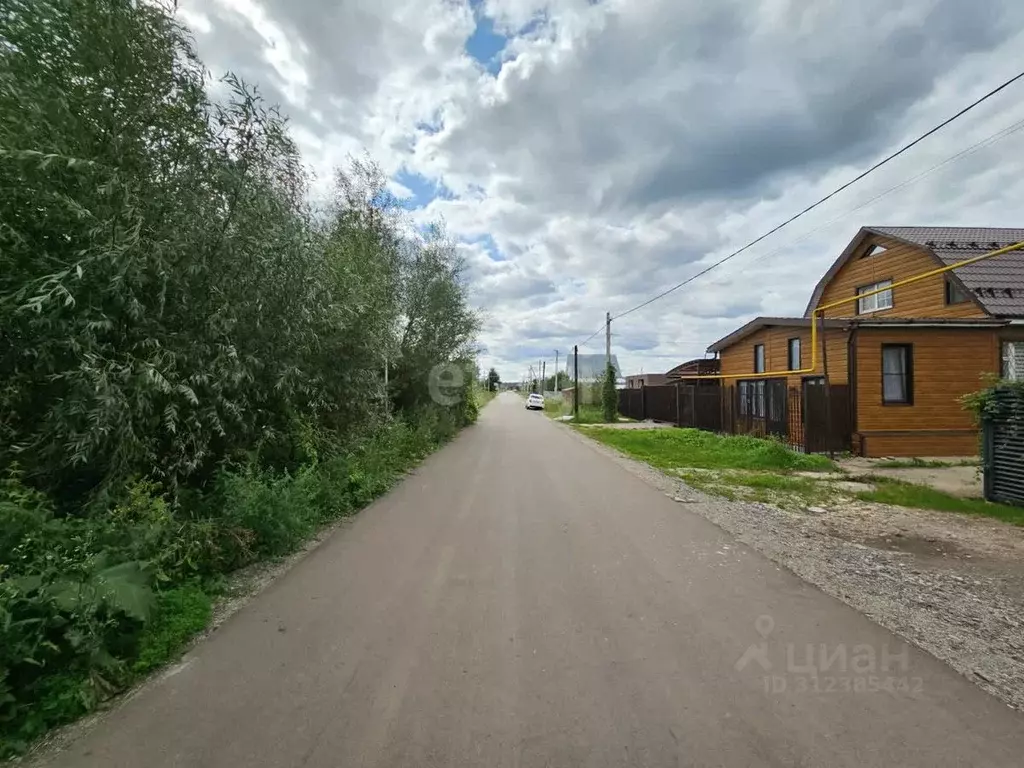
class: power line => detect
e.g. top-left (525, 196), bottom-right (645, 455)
top-left (610, 67), bottom-right (1024, 322)
top-left (720, 113), bottom-right (1024, 278)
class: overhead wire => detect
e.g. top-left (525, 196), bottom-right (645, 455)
top-left (606, 67), bottom-right (1024, 323)
top-left (708, 113), bottom-right (1024, 283)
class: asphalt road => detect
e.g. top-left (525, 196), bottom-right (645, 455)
top-left (47, 393), bottom-right (1024, 767)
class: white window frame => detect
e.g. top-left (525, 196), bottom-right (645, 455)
top-left (1003, 342), bottom-right (1024, 381)
top-left (787, 337), bottom-right (801, 371)
top-left (857, 280), bottom-right (893, 314)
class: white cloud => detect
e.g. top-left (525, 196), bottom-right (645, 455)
top-left (177, 0), bottom-right (1024, 380)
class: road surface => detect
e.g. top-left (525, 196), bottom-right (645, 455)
top-left (46, 394), bottom-right (1024, 767)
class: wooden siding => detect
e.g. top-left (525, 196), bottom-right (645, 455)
top-left (719, 325), bottom-right (850, 386)
top-left (859, 433), bottom-right (979, 458)
top-left (817, 235), bottom-right (987, 320)
top-left (718, 325), bottom-right (851, 446)
top-left (853, 327), bottom-right (998, 457)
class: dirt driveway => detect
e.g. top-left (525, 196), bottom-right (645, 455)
top-left (837, 456), bottom-right (981, 498)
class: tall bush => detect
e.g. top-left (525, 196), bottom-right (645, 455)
top-left (0, 0), bottom-right (480, 752)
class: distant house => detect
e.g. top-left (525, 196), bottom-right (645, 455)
top-left (705, 226), bottom-right (1024, 457)
top-left (624, 373), bottom-right (669, 388)
top-left (664, 358), bottom-right (721, 382)
top-left (568, 353), bottom-right (621, 382)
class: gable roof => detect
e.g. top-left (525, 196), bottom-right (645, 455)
top-left (706, 317), bottom-right (847, 353)
top-left (803, 227), bottom-right (1024, 317)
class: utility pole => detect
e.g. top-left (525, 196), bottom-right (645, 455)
top-left (573, 345), bottom-right (579, 418)
top-left (605, 311), bottom-right (612, 366)
top-left (554, 350), bottom-right (559, 391)
top-left (541, 360), bottom-right (546, 393)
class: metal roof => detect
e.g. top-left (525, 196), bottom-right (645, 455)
top-left (804, 227), bottom-right (1024, 317)
top-left (871, 227), bottom-right (1024, 317)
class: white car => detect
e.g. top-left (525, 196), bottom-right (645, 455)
top-left (526, 393), bottom-right (545, 410)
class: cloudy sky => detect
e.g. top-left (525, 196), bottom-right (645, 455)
top-left (177, 0), bottom-right (1024, 382)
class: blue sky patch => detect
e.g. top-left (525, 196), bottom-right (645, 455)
top-left (393, 169), bottom-right (457, 209)
top-left (465, 4), bottom-right (506, 75)
top-left (467, 233), bottom-right (505, 261)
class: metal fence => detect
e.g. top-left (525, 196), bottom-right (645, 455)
top-left (617, 381), bottom-right (850, 454)
top-left (982, 387), bottom-right (1024, 506)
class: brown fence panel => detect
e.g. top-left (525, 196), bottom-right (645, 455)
top-left (617, 389), bottom-right (644, 420)
top-left (803, 384), bottom-right (852, 454)
top-left (644, 385), bottom-right (678, 423)
top-left (680, 385), bottom-right (722, 432)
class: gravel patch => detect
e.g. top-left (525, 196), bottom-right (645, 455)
top-left (568, 426), bottom-right (1024, 710)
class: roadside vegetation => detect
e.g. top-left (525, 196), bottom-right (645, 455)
top-left (854, 478), bottom-right (1024, 526)
top-left (0, 0), bottom-right (480, 755)
top-left (580, 428), bottom-right (835, 472)
top-left (873, 458), bottom-right (977, 469)
top-left (580, 426), bottom-right (1023, 525)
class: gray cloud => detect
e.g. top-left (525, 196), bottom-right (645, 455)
top-left (176, 0), bottom-right (1024, 380)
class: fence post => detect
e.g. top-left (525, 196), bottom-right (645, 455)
top-left (675, 382), bottom-right (681, 427)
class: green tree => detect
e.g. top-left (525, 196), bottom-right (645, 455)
top-left (602, 363), bottom-right (618, 422)
top-left (487, 368), bottom-right (500, 391)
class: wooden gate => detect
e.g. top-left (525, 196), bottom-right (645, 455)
top-left (802, 381), bottom-right (852, 454)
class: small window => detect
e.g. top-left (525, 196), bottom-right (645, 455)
top-left (945, 278), bottom-right (971, 305)
top-left (882, 344), bottom-right (913, 405)
top-left (862, 244), bottom-right (887, 258)
top-left (738, 379), bottom-right (765, 417)
top-left (857, 280), bottom-right (893, 314)
top-left (753, 344), bottom-right (765, 373)
top-left (787, 338), bottom-right (801, 371)
top-left (1003, 342), bottom-right (1024, 381)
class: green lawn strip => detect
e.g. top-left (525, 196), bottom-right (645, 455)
top-left (131, 585), bottom-right (214, 676)
top-left (475, 389), bottom-right (498, 409)
top-left (568, 405), bottom-right (609, 424)
top-left (872, 458), bottom-right (978, 469)
top-left (582, 427), bottom-right (835, 472)
top-left (855, 477), bottom-right (1024, 526)
top-left (676, 468), bottom-right (834, 508)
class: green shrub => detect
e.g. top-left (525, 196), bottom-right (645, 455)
top-left (133, 586), bottom-right (212, 676)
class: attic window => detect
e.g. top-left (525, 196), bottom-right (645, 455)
top-left (945, 278), bottom-right (971, 305)
top-left (862, 244), bottom-right (887, 258)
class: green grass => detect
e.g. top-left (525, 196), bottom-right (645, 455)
top-left (543, 398), bottom-right (568, 418)
top-left (872, 457), bottom-right (977, 469)
top-left (568, 405), bottom-right (610, 424)
top-left (582, 427), bottom-right (835, 472)
top-left (677, 468), bottom-right (833, 508)
top-left (855, 478), bottom-right (1024, 525)
top-left (132, 585), bottom-right (214, 675)
top-left (475, 388), bottom-right (498, 409)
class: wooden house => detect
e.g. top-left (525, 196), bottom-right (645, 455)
top-left (706, 227), bottom-right (1024, 457)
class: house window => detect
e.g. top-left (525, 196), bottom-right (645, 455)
top-left (738, 380), bottom-right (766, 417)
top-left (857, 280), bottom-right (893, 314)
top-left (945, 278), bottom-right (971, 305)
top-left (1003, 342), bottom-right (1024, 381)
top-left (753, 344), bottom-right (765, 373)
top-left (862, 244), bottom-right (887, 258)
top-left (787, 338), bottom-right (801, 371)
top-left (882, 344), bottom-right (913, 405)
